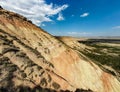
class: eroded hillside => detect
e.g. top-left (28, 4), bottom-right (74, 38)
top-left (0, 6), bottom-right (120, 92)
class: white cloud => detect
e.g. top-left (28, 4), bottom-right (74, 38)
top-left (67, 32), bottom-right (78, 35)
top-left (0, 0), bottom-right (68, 26)
top-left (57, 13), bottom-right (64, 21)
top-left (112, 26), bottom-right (120, 29)
top-left (41, 23), bottom-right (46, 27)
top-left (67, 31), bottom-right (91, 36)
top-left (80, 12), bottom-right (89, 17)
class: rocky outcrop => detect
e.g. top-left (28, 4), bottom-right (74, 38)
top-left (0, 8), bottom-right (120, 92)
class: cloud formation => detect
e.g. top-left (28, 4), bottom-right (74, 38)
top-left (57, 13), bottom-right (64, 21)
top-left (112, 26), bottom-right (120, 29)
top-left (67, 31), bottom-right (91, 36)
top-left (80, 12), bottom-right (89, 17)
top-left (0, 0), bottom-right (68, 26)
top-left (41, 24), bottom-right (46, 27)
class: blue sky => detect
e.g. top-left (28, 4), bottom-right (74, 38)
top-left (0, 0), bottom-right (120, 37)
top-left (44, 0), bottom-right (120, 36)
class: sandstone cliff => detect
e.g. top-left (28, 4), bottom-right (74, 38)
top-left (0, 7), bottom-right (120, 92)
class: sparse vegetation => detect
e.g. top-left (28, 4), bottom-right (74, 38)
top-left (75, 88), bottom-right (93, 92)
top-left (8, 65), bottom-right (17, 72)
top-left (16, 52), bottom-right (26, 57)
top-left (21, 72), bottom-right (27, 78)
top-left (79, 40), bottom-right (120, 73)
top-left (52, 82), bottom-right (60, 90)
top-left (40, 78), bottom-right (47, 87)
top-left (48, 74), bottom-right (52, 83)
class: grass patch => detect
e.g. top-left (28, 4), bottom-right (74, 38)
top-left (80, 42), bottom-right (120, 72)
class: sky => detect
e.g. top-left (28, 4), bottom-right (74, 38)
top-left (0, 0), bottom-right (120, 37)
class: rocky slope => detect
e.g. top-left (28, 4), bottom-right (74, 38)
top-left (0, 7), bottom-right (120, 92)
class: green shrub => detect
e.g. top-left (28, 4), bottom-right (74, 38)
top-left (52, 82), bottom-right (60, 90)
top-left (40, 78), bottom-right (47, 87)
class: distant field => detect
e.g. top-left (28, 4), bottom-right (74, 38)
top-left (78, 39), bottom-right (120, 44)
top-left (78, 39), bottom-right (120, 74)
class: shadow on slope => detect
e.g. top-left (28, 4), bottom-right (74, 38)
top-left (0, 86), bottom-right (92, 92)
